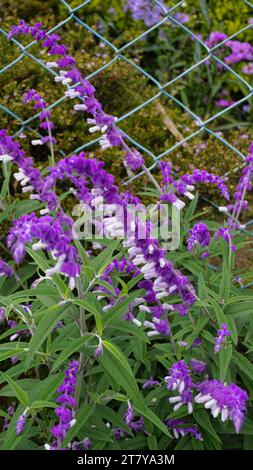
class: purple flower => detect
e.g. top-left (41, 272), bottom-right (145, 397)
top-left (165, 360), bottom-right (194, 414)
top-left (195, 380), bottom-right (248, 433)
top-left (124, 401), bottom-right (134, 426)
top-left (0, 307), bottom-right (5, 323)
top-left (187, 222), bottom-right (211, 252)
top-left (50, 360), bottom-right (79, 449)
top-left (214, 323), bottom-right (231, 353)
top-left (125, 0), bottom-right (165, 26)
top-left (114, 428), bottom-right (125, 440)
top-left (166, 419), bottom-right (203, 441)
top-left (180, 169), bottom-right (230, 201)
top-left (94, 338), bottom-right (103, 357)
top-left (0, 258), bottom-right (13, 277)
top-left (206, 31), bottom-right (227, 48)
top-left (82, 437), bottom-right (92, 450)
top-left (16, 411), bottom-right (27, 435)
top-left (142, 377), bottom-right (160, 389)
top-left (124, 148), bottom-right (144, 171)
top-left (215, 99), bottom-right (235, 108)
top-left (190, 359), bottom-right (206, 374)
top-left (3, 403), bottom-right (16, 431)
top-left (215, 227), bottom-right (235, 251)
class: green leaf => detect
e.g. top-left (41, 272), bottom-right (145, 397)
top-left (193, 409), bottom-right (222, 445)
top-left (62, 404), bottom-right (94, 447)
top-left (0, 372), bottom-right (30, 406)
top-left (233, 352), bottom-right (253, 380)
top-left (100, 340), bottom-right (171, 438)
top-left (25, 303), bottom-right (69, 369)
top-left (91, 239), bottom-right (120, 275)
top-left (103, 289), bottom-right (145, 327)
top-left (209, 298), bottom-right (227, 326)
top-left (51, 335), bottom-right (90, 372)
top-left (26, 247), bottom-right (68, 297)
top-left (219, 261), bottom-right (230, 303)
top-left (219, 344), bottom-right (233, 382)
top-left (29, 400), bottom-right (57, 410)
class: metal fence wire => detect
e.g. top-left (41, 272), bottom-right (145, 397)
top-left (0, 1), bottom-right (253, 217)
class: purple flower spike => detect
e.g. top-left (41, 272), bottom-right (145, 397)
top-left (124, 148), bottom-right (144, 171)
top-left (124, 401), bottom-right (134, 426)
top-left (142, 377), bottom-right (160, 389)
top-left (0, 307), bottom-right (5, 323)
top-left (166, 419), bottom-right (203, 441)
top-left (16, 411), bottom-right (27, 435)
top-left (50, 360), bottom-right (79, 449)
top-left (195, 380), bottom-right (248, 433)
top-left (190, 358), bottom-right (207, 374)
top-left (214, 323), bottom-right (231, 353)
top-left (187, 223), bottom-right (211, 252)
top-left (165, 360), bottom-right (194, 414)
top-left (0, 259), bottom-right (13, 277)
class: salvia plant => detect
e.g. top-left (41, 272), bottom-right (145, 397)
top-left (0, 16), bottom-right (253, 452)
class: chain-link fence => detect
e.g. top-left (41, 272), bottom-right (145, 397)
top-left (0, 1), bottom-right (253, 229)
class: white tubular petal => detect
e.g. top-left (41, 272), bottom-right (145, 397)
top-left (54, 76), bottom-right (64, 82)
top-left (221, 407), bottom-right (229, 422)
top-left (44, 444), bottom-right (51, 450)
top-left (141, 261), bottom-right (156, 274)
top-left (204, 399), bottom-right (217, 409)
top-left (46, 61), bottom-right (58, 68)
top-left (179, 381), bottom-right (185, 394)
top-left (40, 208), bottom-right (50, 215)
top-left (132, 318), bottom-right (142, 327)
top-left (147, 330), bottom-right (159, 337)
top-left (62, 78), bottom-right (72, 85)
top-left (169, 396), bottom-right (181, 404)
top-left (148, 244), bottom-right (154, 254)
top-left (45, 254), bottom-right (66, 276)
top-left (32, 241), bottom-right (48, 251)
top-left (132, 297), bottom-right (144, 306)
top-left (173, 429), bottom-right (179, 439)
top-left (10, 333), bottom-right (19, 341)
top-left (69, 419), bottom-right (76, 428)
top-left (89, 125), bottom-right (100, 133)
top-left (169, 285), bottom-right (177, 294)
top-left (159, 258), bottom-right (166, 268)
top-left (31, 139), bottom-right (43, 145)
top-left (69, 277), bottom-right (76, 291)
top-left (194, 393), bottom-right (211, 404)
top-left (20, 177), bottom-right (30, 187)
top-left (188, 402), bottom-right (193, 414)
top-left (163, 304), bottom-right (175, 311)
top-left (156, 292), bottom-right (168, 300)
top-left (173, 402), bottom-right (183, 411)
top-left (184, 191), bottom-right (195, 200)
top-left (139, 305), bottom-right (151, 313)
top-left (74, 104), bottom-right (87, 111)
top-left (144, 321), bottom-right (155, 329)
top-left (102, 304), bottom-right (112, 312)
top-left (0, 154), bottom-right (13, 163)
top-left (211, 406), bottom-right (220, 418)
top-left (173, 199), bottom-right (185, 210)
top-left (22, 185), bottom-right (34, 193)
top-left (218, 206), bottom-right (228, 214)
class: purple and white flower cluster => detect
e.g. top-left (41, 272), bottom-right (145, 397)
top-left (48, 360), bottom-right (79, 449)
top-left (166, 360), bottom-right (248, 433)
